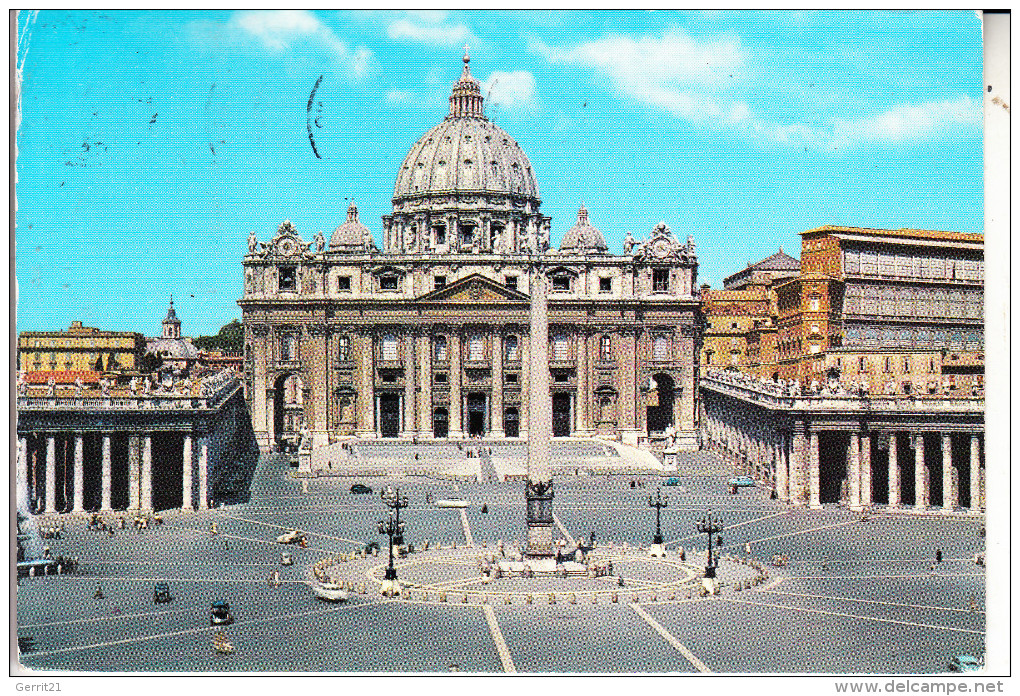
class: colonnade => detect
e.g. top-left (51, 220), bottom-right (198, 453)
top-left (16, 431), bottom-right (209, 514)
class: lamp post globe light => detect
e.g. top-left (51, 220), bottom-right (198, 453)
top-left (381, 486), bottom-right (409, 547)
top-left (648, 488), bottom-right (668, 557)
top-left (696, 512), bottom-right (724, 581)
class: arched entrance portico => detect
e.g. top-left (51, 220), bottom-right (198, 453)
top-left (646, 372), bottom-right (675, 437)
top-left (272, 372), bottom-right (303, 448)
top-left (552, 393), bottom-right (572, 437)
top-left (433, 408), bottom-right (449, 438)
top-left (378, 393), bottom-right (400, 438)
top-left (466, 393), bottom-right (487, 437)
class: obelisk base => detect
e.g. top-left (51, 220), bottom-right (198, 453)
top-left (525, 525), bottom-right (554, 558)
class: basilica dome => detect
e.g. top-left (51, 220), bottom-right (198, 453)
top-left (329, 202), bottom-right (373, 252)
top-left (392, 54), bottom-right (540, 205)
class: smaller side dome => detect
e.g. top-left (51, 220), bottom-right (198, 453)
top-left (559, 205), bottom-right (608, 253)
top-left (329, 203), bottom-right (375, 252)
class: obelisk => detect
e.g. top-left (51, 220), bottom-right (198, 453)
top-left (525, 260), bottom-right (555, 558)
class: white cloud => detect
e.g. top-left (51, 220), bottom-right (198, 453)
top-left (753, 95), bottom-right (982, 151)
top-left (531, 29), bottom-right (749, 123)
top-left (481, 71), bottom-right (538, 112)
top-left (387, 17), bottom-right (475, 47)
top-left (227, 10), bottom-right (373, 77)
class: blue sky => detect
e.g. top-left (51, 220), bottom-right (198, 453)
top-left (15, 10), bottom-right (984, 336)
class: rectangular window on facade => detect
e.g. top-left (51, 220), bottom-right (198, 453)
top-left (468, 334), bottom-right (485, 361)
top-left (338, 336), bottom-right (350, 361)
top-left (809, 296), bottom-right (820, 311)
top-left (884, 356), bottom-right (892, 373)
top-left (382, 335), bottom-right (399, 361)
top-left (434, 373), bottom-right (447, 383)
top-left (337, 276), bottom-right (352, 292)
top-left (380, 275), bottom-right (399, 291)
top-left (434, 226), bottom-right (447, 246)
top-left (902, 356), bottom-right (910, 372)
top-left (859, 357), bottom-right (866, 372)
top-left (433, 336), bottom-right (447, 361)
top-left (599, 277), bottom-right (612, 293)
top-left (553, 334), bottom-right (568, 361)
top-left (601, 335), bottom-right (612, 361)
top-left (505, 373), bottom-right (518, 383)
top-left (505, 336), bottom-right (519, 361)
top-left (652, 269), bottom-right (669, 293)
top-left (434, 275), bottom-right (446, 289)
top-left (552, 275), bottom-right (571, 291)
top-left (279, 266), bottom-right (296, 292)
top-left (505, 275), bottom-right (518, 291)
top-left (653, 335), bottom-right (670, 360)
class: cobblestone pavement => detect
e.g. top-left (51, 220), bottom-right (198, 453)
top-left (16, 450), bottom-right (986, 673)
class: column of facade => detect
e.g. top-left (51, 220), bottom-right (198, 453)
top-left (809, 430), bottom-right (821, 509)
top-left (619, 328), bottom-right (638, 441)
top-left (182, 434), bottom-right (193, 510)
top-left (141, 434), bottom-right (153, 511)
top-left (73, 433), bottom-right (85, 513)
top-left (942, 433), bottom-right (956, 511)
top-left (45, 435), bottom-right (57, 513)
top-left (448, 329), bottom-right (463, 438)
top-left (969, 435), bottom-right (982, 510)
top-left (860, 432), bottom-right (872, 507)
top-left (401, 330), bottom-right (417, 438)
top-left (17, 436), bottom-right (29, 509)
top-left (251, 324), bottom-right (271, 451)
top-left (127, 435), bottom-right (140, 511)
top-left (101, 434), bottom-right (112, 511)
top-left (574, 329), bottom-right (588, 435)
top-left (355, 332), bottom-right (375, 437)
top-left (914, 434), bottom-right (928, 509)
top-left (888, 432), bottom-right (900, 507)
top-left (791, 423), bottom-right (808, 506)
top-left (776, 431), bottom-right (789, 500)
top-left (520, 330), bottom-right (530, 438)
top-left (418, 331), bottom-right (433, 438)
top-left (848, 432), bottom-right (861, 510)
top-left (490, 331), bottom-right (504, 437)
top-left (308, 325), bottom-right (330, 448)
top-left (198, 436), bottom-right (209, 510)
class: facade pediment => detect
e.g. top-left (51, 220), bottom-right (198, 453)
top-left (417, 273), bottom-right (529, 303)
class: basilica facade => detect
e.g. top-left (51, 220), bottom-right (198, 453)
top-left (239, 54), bottom-right (701, 453)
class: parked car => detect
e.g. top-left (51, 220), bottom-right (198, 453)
top-left (435, 498), bottom-right (470, 509)
top-left (364, 541), bottom-right (380, 554)
top-left (728, 476), bottom-right (756, 487)
top-left (664, 477), bottom-right (682, 486)
top-left (276, 529), bottom-right (307, 544)
top-left (312, 582), bottom-right (349, 603)
top-left (350, 483), bottom-right (373, 494)
top-left (948, 655), bottom-right (982, 672)
top-left (153, 582), bottom-right (173, 604)
top-left (210, 600), bottom-right (233, 626)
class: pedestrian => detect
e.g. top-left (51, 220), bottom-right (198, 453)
top-left (935, 548), bottom-right (943, 563)
top-left (744, 542), bottom-right (751, 555)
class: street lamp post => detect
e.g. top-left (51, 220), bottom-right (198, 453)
top-left (648, 488), bottom-right (668, 545)
top-left (696, 512), bottom-right (723, 579)
top-left (377, 513), bottom-right (404, 583)
top-left (381, 486), bottom-right (409, 547)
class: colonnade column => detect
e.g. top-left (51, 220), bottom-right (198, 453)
top-left (888, 433), bottom-right (900, 507)
top-left (848, 432), bottom-right (861, 510)
top-left (73, 434), bottom-right (85, 513)
top-left (791, 423), bottom-right (807, 506)
top-left (418, 331), bottom-right (433, 438)
top-left (401, 331), bottom-right (417, 438)
top-left (942, 433), bottom-right (956, 511)
top-left (182, 434), bottom-right (193, 510)
top-left (619, 328), bottom-right (638, 441)
top-left (17, 436), bottom-right (28, 508)
top-left (45, 435), bottom-right (57, 513)
top-left (775, 431), bottom-right (789, 501)
top-left (127, 435), bottom-right (140, 511)
top-left (809, 430), bottom-right (821, 509)
top-left (970, 435), bottom-right (982, 511)
top-left (198, 437), bottom-right (209, 510)
top-left (141, 434), bottom-right (153, 511)
top-left (448, 330), bottom-right (463, 438)
top-left (491, 331), bottom-right (504, 437)
top-left (860, 432), bottom-right (872, 506)
top-left (520, 329), bottom-right (530, 438)
top-left (914, 435), bottom-right (928, 509)
top-left (101, 434), bottom-right (112, 511)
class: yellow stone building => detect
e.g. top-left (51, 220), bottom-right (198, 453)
top-left (18, 321), bottom-right (145, 375)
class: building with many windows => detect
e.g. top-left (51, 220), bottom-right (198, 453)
top-left (18, 321), bottom-right (145, 377)
top-left (775, 225), bottom-right (983, 394)
top-left (239, 54), bottom-right (702, 454)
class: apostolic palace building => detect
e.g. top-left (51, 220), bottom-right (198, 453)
top-left (239, 54), bottom-right (702, 454)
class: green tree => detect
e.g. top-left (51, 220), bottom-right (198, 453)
top-left (193, 319), bottom-right (244, 355)
top-left (137, 352), bottom-right (163, 375)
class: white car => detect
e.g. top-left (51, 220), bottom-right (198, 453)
top-left (435, 498), bottom-right (470, 509)
top-left (276, 529), bottom-right (306, 544)
top-left (312, 582), bottom-right (349, 602)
